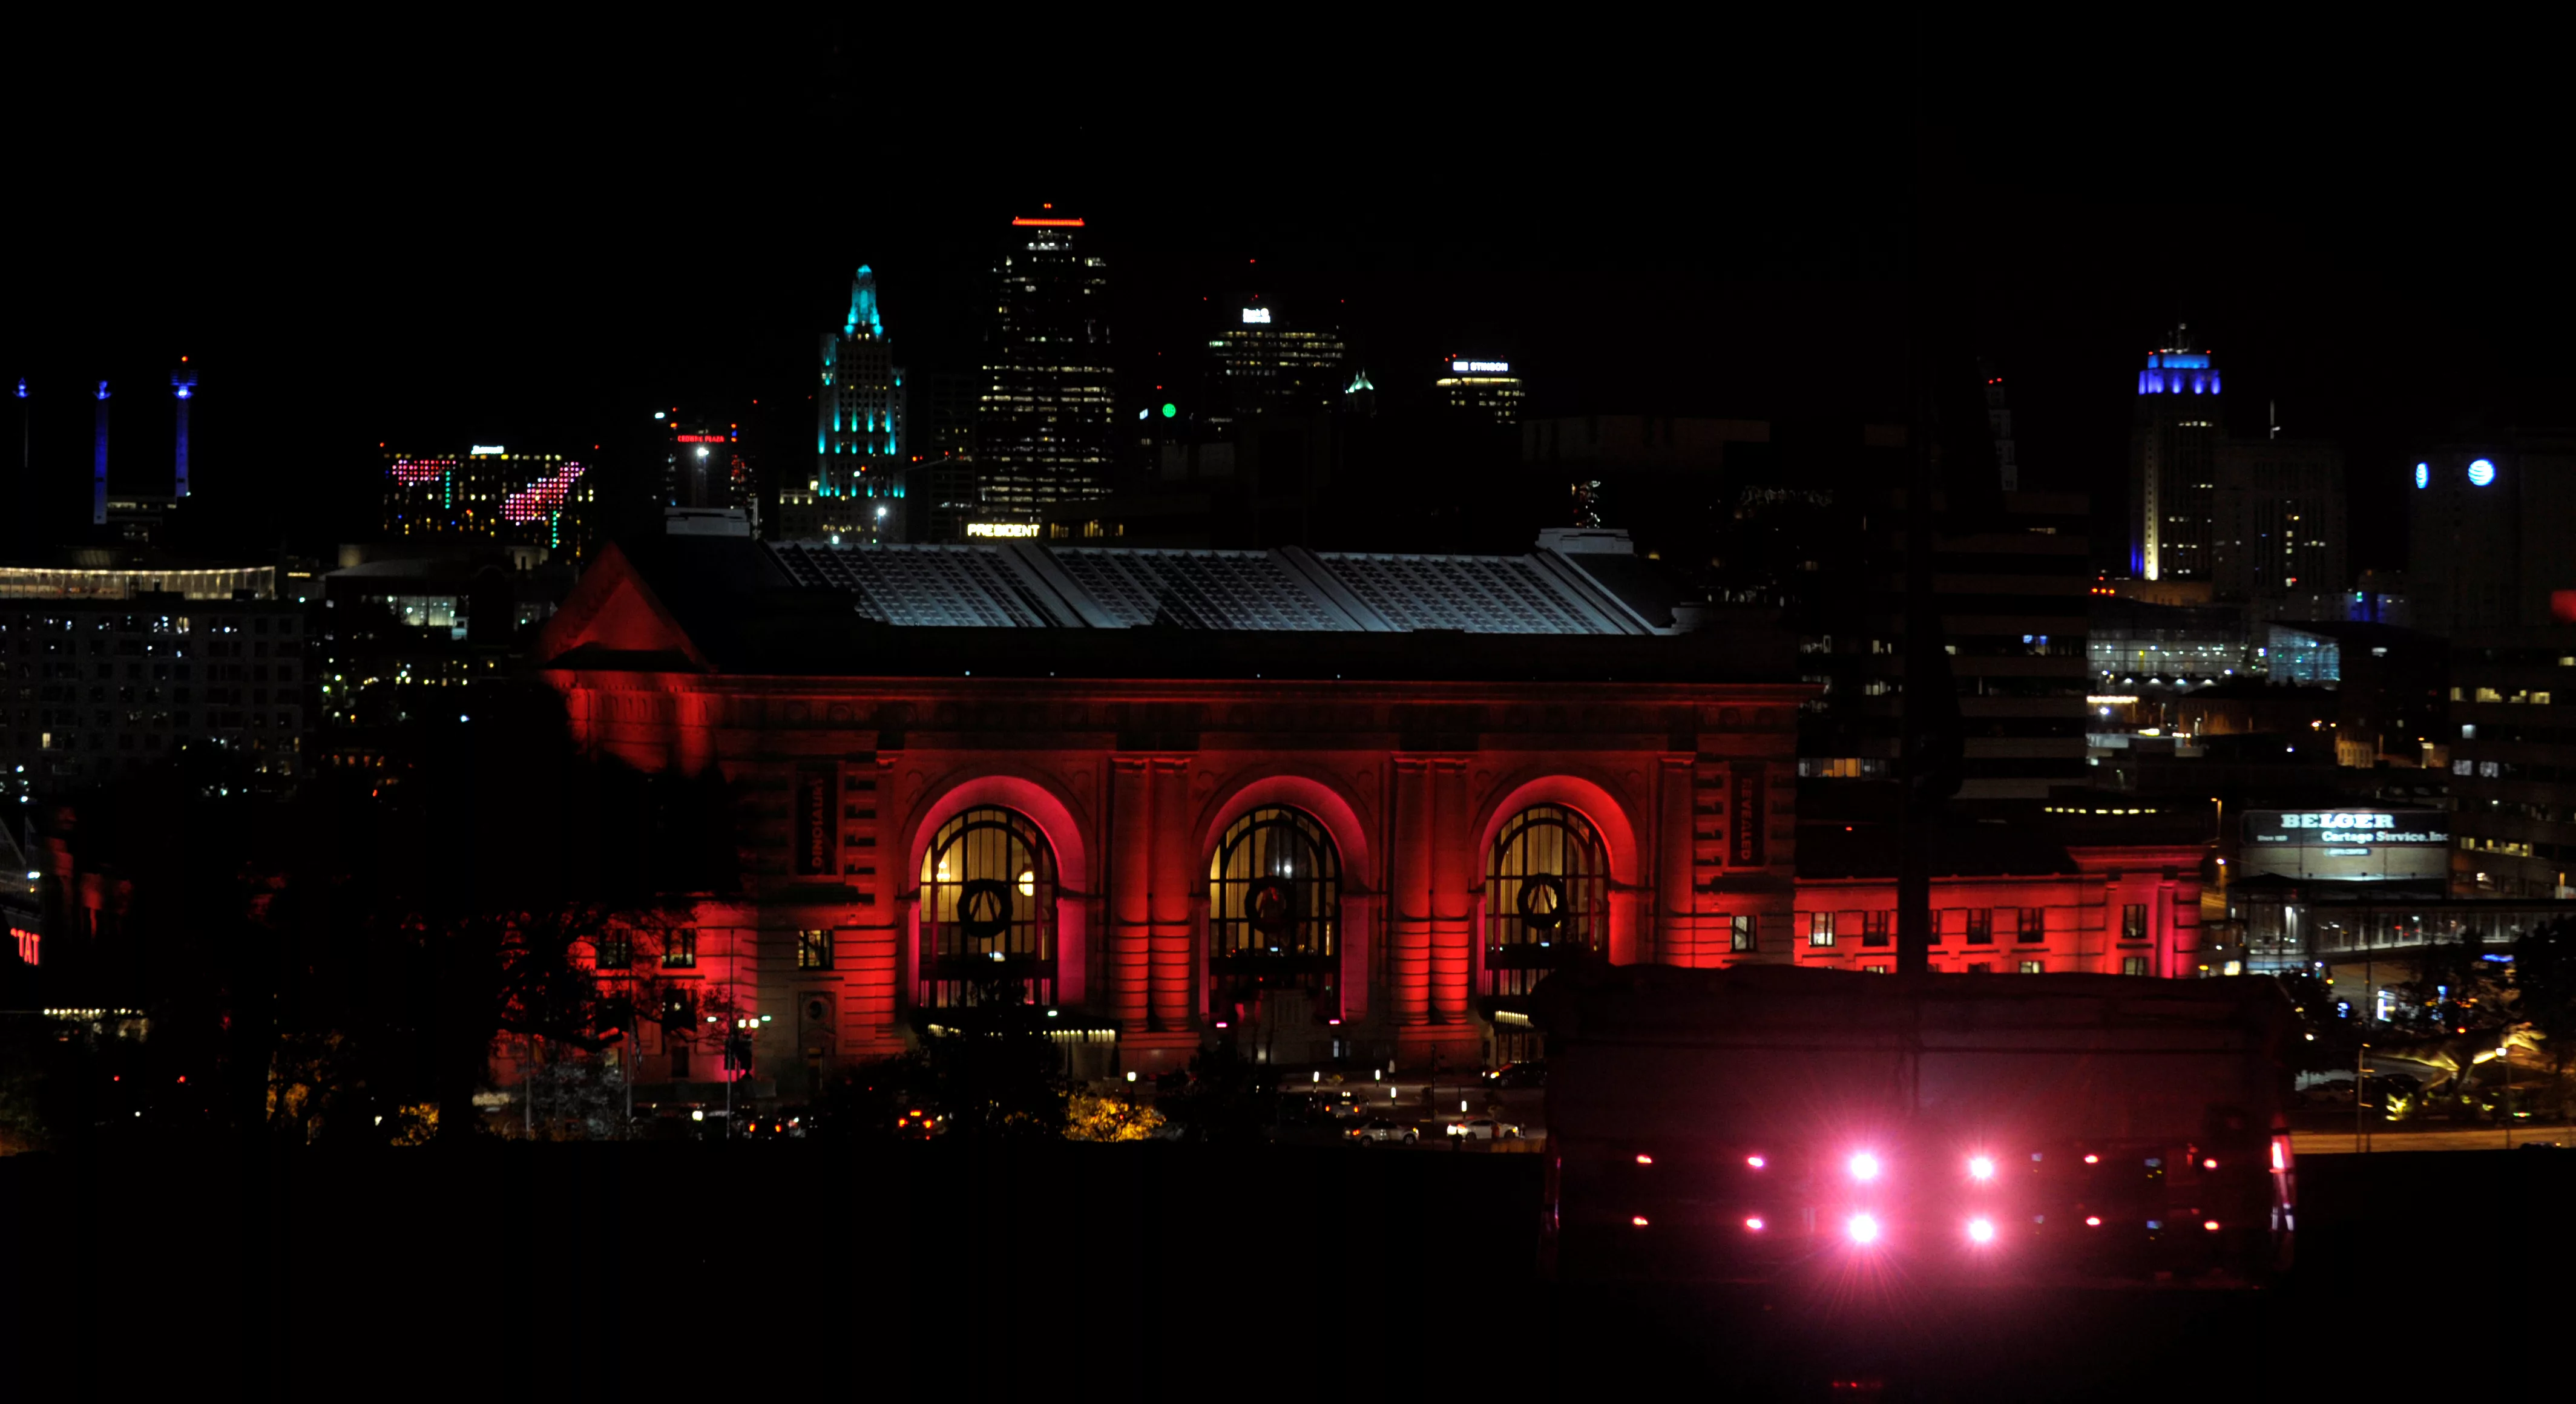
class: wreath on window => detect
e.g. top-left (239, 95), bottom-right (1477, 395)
top-left (1517, 874), bottom-right (1569, 930)
top-left (1247, 877), bottom-right (1298, 937)
top-left (958, 878), bottom-right (1013, 943)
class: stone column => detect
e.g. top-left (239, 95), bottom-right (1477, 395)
top-left (1658, 756), bottom-right (1697, 967)
top-left (1390, 758), bottom-right (1432, 1026)
top-left (1109, 757), bottom-right (1152, 1032)
top-left (1430, 758), bottom-right (1473, 1024)
top-left (1148, 757), bottom-right (1195, 1031)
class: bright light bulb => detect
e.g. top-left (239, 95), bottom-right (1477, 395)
top-left (1848, 1152), bottom-right (1881, 1181)
top-left (2085, 1215), bottom-right (2103, 1227)
top-left (1968, 1155), bottom-right (1996, 1181)
top-left (1744, 1217), bottom-right (1766, 1232)
top-left (1847, 1213), bottom-right (1880, 1245)
top-left (1746, 1154), bottom-right (1766, 1170)
top-left (1967, 1217), bottom-right (1996, 1244)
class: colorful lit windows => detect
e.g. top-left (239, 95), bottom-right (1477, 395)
top-left (1807, 911), bottom-right (1837, 947)
top-left (2019, 959), bottom-right (2045, 974)
top-left (1730, 913), bottom-right (1758, 953)
top-left (919, 807), bottom-right (1056, 1007)
top-left (797, 928), bottom-right (833, 971)
top-left (1208, 807), bottom-right (1339, 993)
top-left (2123, 955), bottom-right (2151, 977)
top-left (2122, 904), bottom-right (2150, 942)
top-left (1484, 804), bottom-right (1609, 997)
top-left (595, 929), bottom-right (632, 970)
top-left (662, 928), bottom-right (697, 969)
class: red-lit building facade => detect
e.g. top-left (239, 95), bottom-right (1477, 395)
top-left (535, 534), bottom-right (2218, 1089)
top-left (536, 534), bottom-right (1806, 1078)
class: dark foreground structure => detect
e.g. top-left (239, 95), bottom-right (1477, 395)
top-left (5, 1142), bottom-right (2569, 1398)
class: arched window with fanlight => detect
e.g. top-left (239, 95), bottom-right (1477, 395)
top-left (918, 806), bottom-right (1057, 1007)
top-left (1484, 802), bottom-right (1610, 997)
top-left (1208, 807), bottom-right (1340, 998)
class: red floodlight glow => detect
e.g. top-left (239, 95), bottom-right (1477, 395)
top-left (1744, 1217), bottom-right (1766, 1232)
top-left (1846, 1213), bottom-right (1881, 1245)
top-left (1848, 1152), bottom-right (1882, 1181)
top-left (1966, 1217), bottom-right (1997, 1244)
top-left (1968, 1155), bottom-right (1997, 1181)
top-left (1746, 1154), bottom-right (1766, 1170)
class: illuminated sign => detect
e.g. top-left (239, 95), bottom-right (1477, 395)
top-left (965, 522), bottom-right (1040, 539)
top-left (2468, 458), bottom-right (2497, 487)
top-left (2246, 810), bottom-right (2447, 845)
top-left (675, 434), bottom-right (729, 443)
top-left (1241, 307), bottom-right (1272, 324)
top-left (1730, 763), bottom-right (1767, 867)
top-left (1450, 360), bottom-right (1511, 373)
top-left (470, 444), bottom-right (505, 455)
top-left (795, 766), bottom-right (835, 876)
top-left (1010, 217), bottom-right (1085, 227)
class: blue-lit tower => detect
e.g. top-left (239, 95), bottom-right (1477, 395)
top-left (795, 266), bottom-right (904, 540)
top-left (2127, 325), bottom-right (2224, 581)
top-left (91, 381), bottom-right (110, 526)
top-left (171, 359), bottom-right (197, 498)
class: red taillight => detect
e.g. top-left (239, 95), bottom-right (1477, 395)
top-left (1635, 1153), bottom-right (1654, 1166)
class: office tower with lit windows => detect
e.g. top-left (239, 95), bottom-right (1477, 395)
top-left (792, 266), bottom-right (904, 541)
top-left (662, 416), bottom-right (758, 533)
top-left (1208, 298), bottom-right (1347, 425)
top-left (977, 212), bottom-right (1116, 514)
top-left (2210, 437), bottom-right (2344, 607)
top-left (382, 446), bottom-right (597, 559)
top-left (1436, 357), bottom-right (1525, 427)
top-left (2127, 327), bottom-right (2224, 581)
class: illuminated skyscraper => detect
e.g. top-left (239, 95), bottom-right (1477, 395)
top-left (662, 415), bottom-right (757, 533)
top-left (91, 381), bottom-right (109, 526)
top-left (171, 359), bottom-right (197, 499)
top-left (1435, 357), bottom-right (1525, 427)
top-left (2128, 326), bottom-right (2224, 581)
top-left (978, 212), bottom-right (1115, 513)
top-left (1208, 298), bottom-right (1346, 424)
top-left (793, 266), bottom-right (904, 541)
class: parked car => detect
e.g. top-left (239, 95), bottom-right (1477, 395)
top-left (1350, 1117), bottom-right (1418, 1144)
top-left (1482, 1061), bottom-right (1547, 1089)
top-left (1445, 1117), bottom-right (1522, 1141)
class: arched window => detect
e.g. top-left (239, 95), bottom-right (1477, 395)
top-left (919, 806), bottom-right (1057, 1007)
top-left (1484, 802), bottom-right (1609, 997)
top-left (1208, 807), bottom-right (1341, 996)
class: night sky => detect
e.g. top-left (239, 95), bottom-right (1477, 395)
top-left (8, 21), bottom-right (2569, 570)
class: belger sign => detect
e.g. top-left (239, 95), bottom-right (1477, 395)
top-left (2244, 810), bottom-right (2447, 845)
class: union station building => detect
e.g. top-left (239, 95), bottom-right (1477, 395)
top-left (533, 530), bottom-right (2207, 1087)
